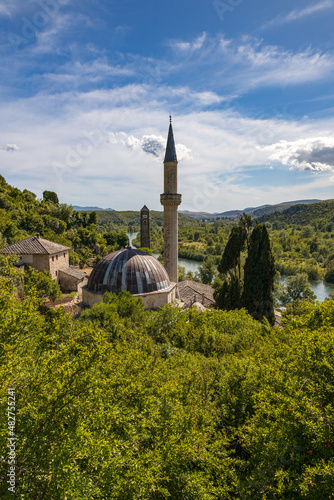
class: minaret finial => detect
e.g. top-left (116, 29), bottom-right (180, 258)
top-left (169, 113), bottom-right (172, 124)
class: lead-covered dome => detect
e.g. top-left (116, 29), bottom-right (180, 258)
top-left (87, 248), bottom-right (171, 295)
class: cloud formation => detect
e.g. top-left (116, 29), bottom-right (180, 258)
top-left (259, 137), bottom-right (334, 171)
top-left (0, 144), bottom-right (20, 152)
top-left (109, 132), bottom-right (192, 161)
top-left (262, 1), bottom-right (333, 28)
top-left (169, 34), bottom-right (334, 92)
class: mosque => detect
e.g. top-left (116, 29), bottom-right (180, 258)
top-left (0, 117), bottom-right (215, 310)
top-left (82, 117), bottom-right (183, 310)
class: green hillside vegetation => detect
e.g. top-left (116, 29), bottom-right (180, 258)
top-left (96, 209), bottom-right (200, 233)
top-left (257, 199), bottom-right (334, 227)
top-left (1, 261), bottom-right (334, 498)
top-left (134, 220), bottom-right (235, 261)
top-left (0, 176), bottom-right (129, 267)
top-left (142, 213), bottom-right (334, 284)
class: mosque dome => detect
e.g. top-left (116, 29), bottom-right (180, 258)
top-left (87, 248), bottom-right (171, 295)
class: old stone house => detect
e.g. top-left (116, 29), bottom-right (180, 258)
top-left (1, 235), bottom-right (86, 291)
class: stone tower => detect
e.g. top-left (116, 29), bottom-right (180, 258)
top-left (160, 117), bottom-right (182, 283)
top-left (140, 205), bottom-right (150, 248)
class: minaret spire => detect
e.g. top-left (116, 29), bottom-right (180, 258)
top-left (160, 117), bottom-right (182, 283)
top-left (164, 117), bottom-right (177, 163)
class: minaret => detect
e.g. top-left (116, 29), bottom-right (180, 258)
top-left (160, 116), bottom-right (182, 283)
top-left (140, 205), bottom-right (150, 248)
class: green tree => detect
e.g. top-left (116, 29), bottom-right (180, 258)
top-left (88, 211), bottom-right (98, 226)
top-left (325, 261), bottom-right (334, 283)
top-left (215, 222), bottom-right (247, 311)
top-left (218, 225), bottom-right (246, 280)
top-left (283, 272), bottom-right (315, 302)
top-left (42, 190), bottom-right (59, 205)
top-left (243, 223), bottom-right (276, 325)
top-left (198, 256), bottom-right (217, 284)
top-left (23, 267), bottom-right (62, 302)
top-left (214, 276), bottom-right (243, 311)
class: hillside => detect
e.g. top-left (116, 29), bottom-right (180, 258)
top-left (258, 199), bottom-right (334, 227)
top-left (0, 176), bottom-right (128, 267)
top-left (73, 205), bottom-right (115, 211)
top-left (181, 199), bottom-right (320, 220)
top-left (96, 210), bottom-right (201, 229)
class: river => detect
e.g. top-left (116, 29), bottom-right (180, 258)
top-left (127, 232), bottom-right (334, 302)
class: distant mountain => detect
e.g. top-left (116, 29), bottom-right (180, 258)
top-left (73, 206), bottom-right (115, 212)
top-left (257, 199), bottom-right (334, 226)
top-left (179, 210), bottom-right (213, 219)
top-left (181, 200), bottom-right (321, 220)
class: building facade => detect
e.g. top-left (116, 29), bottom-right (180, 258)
top-left (140, 205), bottom-right (150, 248)
top-left (1, 235), bottom-right (70, 281)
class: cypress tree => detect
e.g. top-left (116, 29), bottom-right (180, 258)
top-left (243, 223), bottom-right (276, 325)
top-left (215, 225), bottom-right (246, 310)
top-left (218, 225), bottom-right (246, 280)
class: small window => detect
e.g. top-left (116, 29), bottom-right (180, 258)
top-left (56, 255), bottom-right (58, 260)
top-left (63, 253), bottom-right (65, 258)
top-left (55, 271), bottom-right (58, 276)
top-left (52, 256), bottom-right (54, 262)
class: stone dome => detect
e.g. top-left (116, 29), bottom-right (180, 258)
top-left (87, 248), bottom-right (171, 295)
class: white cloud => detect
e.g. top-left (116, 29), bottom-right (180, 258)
top-left (109, 131), bottom-right (192, 161)
top-left (171, 32), bottom-right (207, 52)
top-left (259, 137), bottom-right (334, 171)
top-left (0, 81), bottom-right (334, 212)
top-left (263, 1), bottom-right (333, 29)
top-left (169, 33), bottom-right (334, 92)
top-left (0, 144), bottom-right (20, 152)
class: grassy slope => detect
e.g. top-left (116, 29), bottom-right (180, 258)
top-left (257, 199), bottom-right (334, 226)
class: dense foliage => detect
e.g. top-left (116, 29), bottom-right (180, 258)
top-left (141, 202), bottom-right (334, 286)
top-left (214, 218), bottom-right (276, 325)
top-left (0, 176), bottom-right (130, 267)
top-left (1, 264), bottom-right (334, 498)
top-left (243, 224), bottom-right (276, 324)
top-left (97, 210), bottom-right (199, 236)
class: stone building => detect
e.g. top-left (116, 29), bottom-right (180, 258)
top-left (82, 118), bottom-right (181, 310)
top-left (1, 235), bottom-right (70, 280)
top-left (82, 248), bottom-right (177, 309)
top-left (140, 205), bottom-right (150, 248)
top-left (59, 267), bottom-right (87, 293)
top-left (82, 118), bottom-right (216, 311)
top-left (1, 234), bottom-right (86, 292)
top-left (177, 280), bottom-right (216, 308)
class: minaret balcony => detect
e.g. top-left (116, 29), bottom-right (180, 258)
top-left (160, 193), bottom-right (182, 206)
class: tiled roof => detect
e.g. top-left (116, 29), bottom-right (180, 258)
top-left (59, 267), bottom-right (86, 279)
top-left (1, 236), bottom-right (70, 255)
top-left (178, 280), bottom-right (216, 307)
top-left (87, 248), bottom-right (171, 295)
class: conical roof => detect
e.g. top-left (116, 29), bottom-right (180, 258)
top-left (164, 122), bottom-right (177, 163)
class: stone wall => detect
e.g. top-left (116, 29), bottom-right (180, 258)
top-left (82, 287), bottom-right (104, 307)
top-left (32, 254), bottom-right (50, 273)
top-left (82, 283), bottom-right (177, 310)
top-left (48, 251), bottom-right (69, 280)
top-left (59, 270), bottom-right (83, 292)
top-left (19, 255), bottom-right (33, 265)
top-left (135, 283), bottom-right (177, 310)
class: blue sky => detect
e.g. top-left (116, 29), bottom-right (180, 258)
top-left (0, 0), bottom-right (334, 212)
